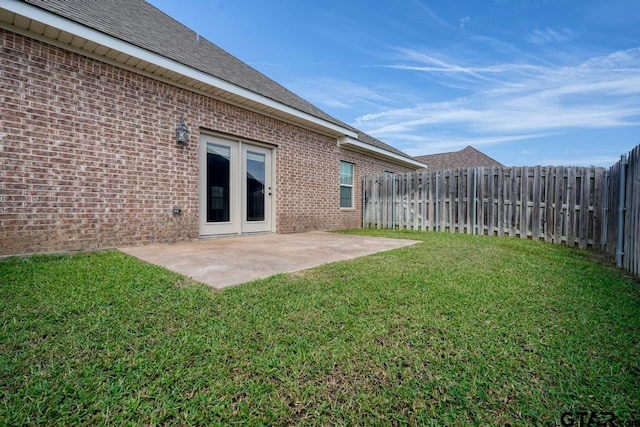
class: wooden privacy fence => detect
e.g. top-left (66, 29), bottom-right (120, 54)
top-left (363, 166), bottom-right (606, 249)
top-left (603, 144), bottom-right (640, 276)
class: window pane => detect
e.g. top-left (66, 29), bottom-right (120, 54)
top-left (340, 186), bottom-right (353, 208)
top-left (206, 144), bottom-right (231, 223)
top-left (340, 162), bottom-right (353, 185)
top-left (246, 151), bottom-right (265, 222)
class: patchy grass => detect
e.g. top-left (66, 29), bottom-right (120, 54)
top-left (1, 231), bottom-right (639, 426)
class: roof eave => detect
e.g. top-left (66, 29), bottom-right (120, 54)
top-left (338, 137), bottom-right (427, 170)
top-left (0, 0), bottom-right (357, 139)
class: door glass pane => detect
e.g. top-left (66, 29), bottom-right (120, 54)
top-left (246, 151), bottom-right (265, 222)
top-left (207, 143), bottom-right (231, 223)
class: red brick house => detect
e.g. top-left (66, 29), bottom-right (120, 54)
top-left (0, 0), bottom-right (425, 255)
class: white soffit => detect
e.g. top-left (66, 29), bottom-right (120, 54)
top-left (0, 0), bottom-right (358, 139)
top-left (338, 137), bottom-right (427, 169)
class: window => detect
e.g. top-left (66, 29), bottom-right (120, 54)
top-left (206, 143), bottom-right (231, 222)
top-left (340, 161), bottom-right (354, 208)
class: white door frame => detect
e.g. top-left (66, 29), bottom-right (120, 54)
top-left (241, 144), bottom-right (273, 234)
top-left (199, 133), bottom-right (275, 237)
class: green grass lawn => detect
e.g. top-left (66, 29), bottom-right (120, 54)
top-left (1, 231), bottom-right (639, 426)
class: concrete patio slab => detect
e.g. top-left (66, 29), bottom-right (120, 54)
top-left (119, 231), bottom-right (418, 288)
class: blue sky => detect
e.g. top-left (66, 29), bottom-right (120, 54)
top-left (147, 0), bottom-right (640, 167)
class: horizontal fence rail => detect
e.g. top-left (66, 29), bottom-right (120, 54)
top-left (364, 166), bottom-right (606, 249)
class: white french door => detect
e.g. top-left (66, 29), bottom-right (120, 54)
top-left (199, 135), bottom-right (273, 236)
top-left (241, 145), bottom-right (273, 233)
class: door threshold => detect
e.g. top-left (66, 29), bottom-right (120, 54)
top-left (197, 231), bottom-right (275, 241)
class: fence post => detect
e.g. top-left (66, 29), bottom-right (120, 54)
top-left (362, 176), bottom-right (366, 229)
top-left (473, 168), bottom-right (478, 235)
top-left (435, 172), bottom-right (440, 232)
top-left (392, 174), bottom-right (396, 230)
top-left (602, 170), bottom-right (609, 250)
top-left (616, 154), bottom-right (628, 267)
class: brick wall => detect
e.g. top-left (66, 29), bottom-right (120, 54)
top-left (0, 29), bottom-right (413, 255)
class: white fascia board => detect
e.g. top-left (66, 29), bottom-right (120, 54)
top-left (1, 0), bottom-right (357, 139)
top-left (338, 137), bottom-right (427, 169)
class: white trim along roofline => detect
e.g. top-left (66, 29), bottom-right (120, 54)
top-left (1, 0), bottom-right (357, 138)
top-left (1, 0), bottom-right (425, 168)
top-left (338, 137), bottom-right (427, 169)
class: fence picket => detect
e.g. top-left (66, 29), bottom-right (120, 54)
top-left (508, 168), bottom-right (516, 237)
top-left (593, 167), bottom-right (604, 247)
top-left (579, 168), bottom-right (590, 249)
top-left (622, 145), bottom-right (640, 275)
top-left (477, 167), bottom-right (485, 236)
top-left (566, 168), bottom-right (576, 247)
top-left (519, 167), bottom-right (527, 239)
top-left (361, 153), bottom-right (640, 277)
top-left (364, 165), bottom-right (606, 250)
top-left (487, 167), bottom-right (496, 236)
top-left (458, 169), bottom-right (466, 234)
top-left (544, 167), bottom-right (555, 243)
top-left (532, 166), bottom-right (542, 241)
top-left (499, 167), bottom-right (505, 237)
top-left (416, 173), bottom-right (422, 230)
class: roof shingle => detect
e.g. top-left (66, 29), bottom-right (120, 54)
top-left (20, 0), bottom-right (415, 161)
top-left (414, 146), bottom-right (503, 171)
top-left (23, 0), bottom-right (341, 126)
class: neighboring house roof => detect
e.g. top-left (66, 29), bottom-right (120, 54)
top-left (414, 146), bottom-right (504, 171)
top-left (2, 0), bottom-right (425, 168)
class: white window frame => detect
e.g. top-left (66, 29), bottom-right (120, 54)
top-left (340, 161), bottom-right (355, 209)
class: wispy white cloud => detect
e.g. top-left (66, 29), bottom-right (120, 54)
top-left (541, 156), bottom-right (622, 167)
top-left (527, 27), bottom-right (577, 44)
top-left (411, 0), bottom-right (457, 30)
top-left (289, 78), bottom-right (395, 110)
top-left (494, 0), bottom-right (549, 8)
top-left (387, 49), bottom-right (543, 76)
top-left (399, 132), bottom-right (557, 156)
top-left (354, 47), bottom-right (640, 152)
top-left (459, 16), bottom-right (470, 29)
top-left (382, 49), bottom-right (538, 87)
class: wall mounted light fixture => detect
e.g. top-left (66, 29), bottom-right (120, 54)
top-left (175, 117), bottom-right (188, 144)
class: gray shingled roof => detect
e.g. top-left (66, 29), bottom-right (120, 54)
top-left (414, 146), bottom-right (503, 171)
top-left (23, 0), bottom-right (340, 126)
top-left (21, 0), bottom-right (412, 160)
